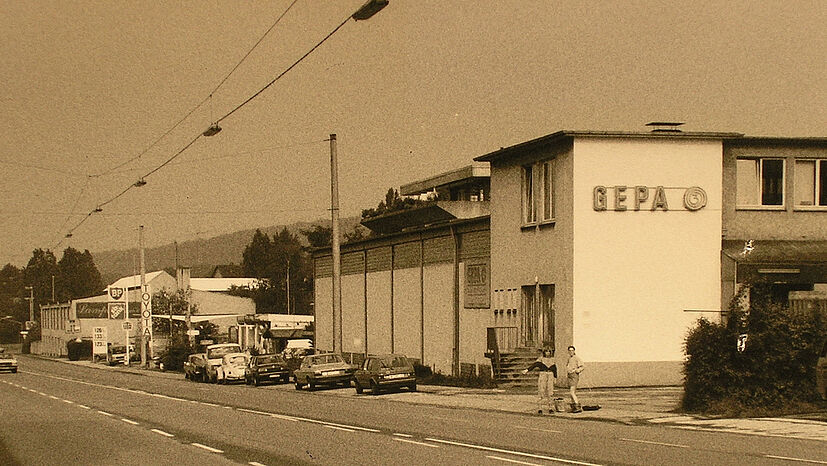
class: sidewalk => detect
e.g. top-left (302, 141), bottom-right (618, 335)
top-left (35, 355), bottom-right (827, 441)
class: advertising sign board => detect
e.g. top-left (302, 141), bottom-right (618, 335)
top-left (93, 326), bottom-right (107, 355)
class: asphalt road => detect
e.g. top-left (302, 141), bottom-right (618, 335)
top-left (1, 356), bottom-right (826, 465)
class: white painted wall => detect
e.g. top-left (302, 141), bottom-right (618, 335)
top-left (572, 137), bottom-right (723, 363)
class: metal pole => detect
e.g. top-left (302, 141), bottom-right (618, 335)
top-left (330, 133), bottom-right (342, 353)
top-left (139, 225), bottom-right (147, 366)
top-left (286, 258), bottom-right (291, 315)
top-left (51, 275), bottom-right (55, 303)
top-left (26, 287), bottom-right (34, 322)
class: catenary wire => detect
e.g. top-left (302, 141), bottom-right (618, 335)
top-left (90, 0), bottom-right (301, 179)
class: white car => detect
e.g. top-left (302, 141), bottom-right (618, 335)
top-left (204, 343), bottom-right (242, 383)
top-left (0, 348), bottom-right (18, 373)
top-left (218, 353), bottom-right (249, 384)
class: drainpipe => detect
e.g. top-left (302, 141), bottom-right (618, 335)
top-left (451, 225), bottom-right (460, 377)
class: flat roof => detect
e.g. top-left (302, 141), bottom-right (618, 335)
top-left (400, 163), bottom-right (490, 196)
top-left (474, 129), bottom-right (745, 163)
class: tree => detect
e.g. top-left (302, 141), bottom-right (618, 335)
top-left (242, 229), bottom-right (273, 279)
top-left (0, 264), bottom-right (26, 323)
top-left (23, 248), bottom-right (59, 314)
top-left (57, 247), bottom-right (103, 301)
top-left (361, 187), bottom-right (429, 220)
top-left (151, 289), bottom-right (198, 335)
top-left (301, 225), bottom-right (332, 249)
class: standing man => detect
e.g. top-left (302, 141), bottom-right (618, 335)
top-left (522, 348), bottom-right (557, 414)
top-left (566, 345), bottom-right (584, 413)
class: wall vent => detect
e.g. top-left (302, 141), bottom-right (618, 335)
top-left (645, 121), bottom-right (684, 133)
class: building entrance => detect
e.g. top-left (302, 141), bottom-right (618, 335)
top-left (521, 284), bottom-right (554, 349)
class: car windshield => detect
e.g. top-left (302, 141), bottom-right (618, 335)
top-left (225, 355), bottom-right (247, 366)
top-left (312, 354), bottom-right (343, 365)
top-left (380, 356), bottom-right (410, 368)
top-left (256, 355), bottom-right (284, 365)
top-left (208, 346), bottom-right (241, 358)
top-left (110, 346), bottom-right (126, 353)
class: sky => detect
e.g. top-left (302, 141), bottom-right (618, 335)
top-left (1, 0), bottom-right (825, 267)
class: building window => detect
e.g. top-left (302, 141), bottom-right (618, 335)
top-left (794, 159), bottom-right (827, 207)
top-left (522, 160), bottom-right (555, 225)
top-left (736, 158), bottom-right (784, 207)
top-left (522, 165), bottom-right (536, 224)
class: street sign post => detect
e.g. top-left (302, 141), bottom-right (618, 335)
top-left (122, 322), bottom-right (133, 331)
top-left (92, 326), bottom-right (107, 359)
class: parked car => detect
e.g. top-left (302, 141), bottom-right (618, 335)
top-left (246, 354), bottom-right (290, 386)
top-left (0, 347), bottom-right (18, 373)
top-left (204, 343), bottom-right (242, 383)
top-left (293, 353), bottom-right (356, 390)
top-left (353, 354), bottom-right (416, 395)
top-left (817, 337), bottom-right (827, 401)
top-left (106, 344), bottom-right (137, 366)
top-left (184, 353), bottom-right (207, 381)
top-left (218, 353), bottom-right (249, 384)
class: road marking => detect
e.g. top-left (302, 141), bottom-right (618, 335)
top-left (62, 399), bottom-right (74, 404)
top-left (619, 438), bottom-right (688, 449)
top-left (323, 425), bottom-right (355, 432)
top-left (121, 418), bottom-right (139, 425)
top-left (514, 425), bottom-right (563, 434)
top-left (77, 404), bottom-right (90, 409)
top-left (191, 442), bottom-right (224, 454)
top-left (425, 438), bottom-right (603, 466)
top-left (97, 410), bottom-right (113, 417)
top-left (37, 392), bottom-right (47, 396)
top-left (393, 433), bottom-right (413, 438)
top-left (151, 429), bottom-right (174, 438)
top-left (200, 402), bottom-right (220, 407)
top-left (393, 438), bottom-right (439, 448)
top-left (487, 455), bottom-right (543, 466)
top-left (765, 455), bottom-right (827, 464)
top-left (238, 408), bottom-right (271, 416)
top-left (270, 413), bottom-right (299, 422)
top-left (249, 462), bottom-right (267, 466)
top-left (48, 395), bottom-right (59, 400)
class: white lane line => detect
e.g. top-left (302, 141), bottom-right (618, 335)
top-left (323, 425), bottom-right (355, 432)
top-left (393, 438), bottom-right (439, 448)
top-left (200, 402), bottom-right (220, 407)
top-left (765, 455), bottom-right (827, 464)
top-left (393, 433), bottom-right (413, 438)
top-left (97, 410), bottom-right (113, 417)
top-left (487, 456), bottom-right (543, 466)
top-left (37, 392), bottom-right (47, 396)
top-left (301, 418), bottom-right (379, 433)
top-left (249, 462), bottom-right (266, 466)
top-left (514, 425), bottom-right (563, 434)
top-left (62, 399), bottom-right (75, 404)
top-left (151, 429), bottom-right (174, 438)
top-left (121, 418), bottom-right (139, 425)
top-left (425, 438), bottom-right (603, 466)
top-left (48, 395), bottom-right (59, 400)
top-left (270, 413), bottom-right (298, 422)
top-left (77, 404), bottom-right (90, 409)
top-left (191, 442), bottom-right (224, 454)
top-left (619, 438), bottom-right (688, 449)
top-left (238, 408), bottom-right (271, 416)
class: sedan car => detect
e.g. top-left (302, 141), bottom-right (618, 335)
top-left (0, 348), bottom-right (18, 373)
top-left (246, 354), bottom-right (290, 386)
top-left (353, 354), bottom-right (416, 395)
top-left (218, 353), bottom-right (249, 384)
top-left (184, 353), bottom-right (207, 382)
top-left (293, 353), bottom-right (356, 390)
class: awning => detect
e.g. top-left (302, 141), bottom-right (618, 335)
top-left (263, 328), bottom-right (312, 339)
top-left (156, 314), bottom-right (243, 323)
top-left (723, 240), bottom-right (827, 284)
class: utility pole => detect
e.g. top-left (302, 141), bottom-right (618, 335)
top-left (24, 286), bottom-right (34, 322)
top-left (286, 258), bottom-right (291, 315)
top-left (139, 225), bottom-right (147, 367)
top-left (330, 133), bottom-right (342, 352)
top-left (51, 275), bottom-right (55, 303)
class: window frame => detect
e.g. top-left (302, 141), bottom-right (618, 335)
top-left (521, 159), bottom-right (556, 227)
top-left (793, 158), bottom-right (827, 210)
top-left (735, 157), bottom-right (786, 210)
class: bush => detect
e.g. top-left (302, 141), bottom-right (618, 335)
top-left (158, 334), bottom-right (193, 372)
top-left (66, 339), bottom-right (92, 361)
top-left (682, 285), bottom-right (827, 416)
top-left (414, 363), bottom-right (497, 389)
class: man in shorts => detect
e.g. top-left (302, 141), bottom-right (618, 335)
top-left (566, 345), bottom-right (584, 413)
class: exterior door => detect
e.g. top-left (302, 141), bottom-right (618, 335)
top-left (521, 284), bottom-right (555, 349)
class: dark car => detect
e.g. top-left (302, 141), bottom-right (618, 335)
top-left (184, 353), bottom-right (207, 382)
top-left (246, 354), bottom-right (290, 386)
top-left (353, 354), bottom-right (416, 395)
top-left (293, 353), bottom-right (356, 390)
top-left (817, 337), bottom-right (827, 401)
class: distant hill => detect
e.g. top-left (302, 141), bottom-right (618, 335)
top-left (92, 216), bottom-right (363, 285)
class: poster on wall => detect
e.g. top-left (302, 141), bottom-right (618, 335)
top-left (464, 260), bottom-right (490, 308)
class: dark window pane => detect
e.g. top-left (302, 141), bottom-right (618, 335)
top-left (762, 159), bottom-right (783, 205)
top-left (820, 161), bottom-right (827, 206)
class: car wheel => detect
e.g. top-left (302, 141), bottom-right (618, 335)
top-left (370, 380), bottom-right (381, 395)
top-left (354, 379), bottom-right (363, 394)
top-left (308, 381), bottom-right (315, 390)
top-left (253, 377), bottom-right (259, 387)
top-left (408, 382), bottom-right (417, 392)
top-left (295, 381), bottom-right (303, 390)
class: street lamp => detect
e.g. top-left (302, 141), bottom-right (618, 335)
top-left (353, 0), bottom-right (389, 20)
